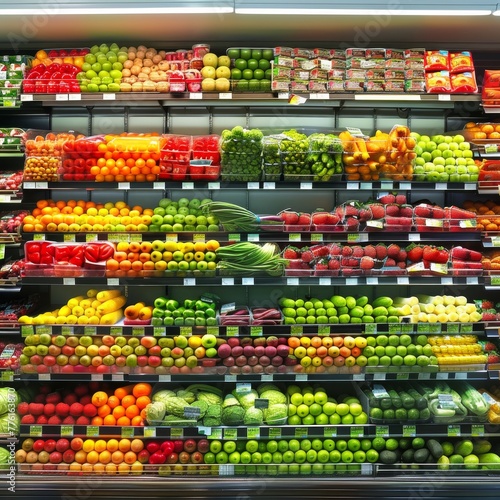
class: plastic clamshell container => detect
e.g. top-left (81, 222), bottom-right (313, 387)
top-left (218, 305), bottom-right (251, 326)
top-left (23, 156), bottom-right (61, 182)
top-left (354, 383), bottom-right (431, 425)
top-left (250, 307), bottom-right (283, 325)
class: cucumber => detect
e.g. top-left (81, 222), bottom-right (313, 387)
top-left (399, 390), bottom-right (415, 410)
top-left (406, 387), bottom-right (428, 410)
top-left (387, 389), bottom-right (402, 409)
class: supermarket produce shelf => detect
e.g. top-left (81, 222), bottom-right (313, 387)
top-left (14, 369), bottom-right (491, 384)
top-left (18, 321), bottom-right (491, 337)
top-left (8, 474), bottom-right (500, 499)
top-left (18, 421), bottom-right (500, 440)
top-left (19, 230), bottom-right (482, 245)
top-left (18, 275), bottom-right (493, 287)
top-left (22, 179), bottom-right (481, 192)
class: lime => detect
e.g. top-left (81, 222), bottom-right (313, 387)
top-left (234, 58), bottom-right (247, 70)
top-left (240, 49), bottom-right (252, 60)
top-left (236, 80), bottom-right (249, 92)
top-left (361, 439), bottom-right (372, 452)
top-left (370, 407), bottom-right (383, 420)
top-left (262, 49), bottom-right (274, 60)
top-left (242, 69), bottom-right (253, 80)
top-left (383, 409), bottom-right (395, 420)
top-left (227, 48), bottom-right (240, 59)
top-left (247, 59), bottom-right (259, 70)
top-left (265, 68), bottom-right (272, 79)
top-left (251, 49), bottom-right (262, 60)
top-left (253, 69), bottom-right (264, 80)
top-left (231, 68), bottom-right (242, 80)
top-left (371, 437), bottom-right (386, 451)
top-left (248, 79), bottom-right (260, 91)
top-left (412, 437), bottom-right (425, 450)
top-left (441, 441), bottom-right (454, 457)
top-left (258, 59), bottom-right (271, 71)
top-left (385, 438), bottom-right (399, 451)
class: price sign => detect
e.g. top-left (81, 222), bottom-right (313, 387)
top-left (447, 425), bottom-right (461, 437)
top-left (247, 427), bottom-right (260, 439)
top-left (153, 327), bottom-right (166, 337)
top-left (269, 427), bottom-right (282, 439)
top-left (144, 427), bottom-right (156, 438)
top-left (376, 426), bottom-right (389, 438)
top-left (170, 427), bottom-right (184, 439)
top-left (350, 427), bottom-right (364, 438)
top-left (402, 425), bottom-right (416, 437)
top-left (223, 428), bottom-right (238, 440)
top-left (295, 427), bottom-right (308, 438)
top-left (208, 428), bottom-right (222, 440)
top-left (471, 424), bottom-right (485, 437)
top-left (60, 426), bottom-right (73, 437)
top-left (29, 425), bottom-right (42, 437)
top-left (324, 427), bottom-right (337, 438)
top-left (121, 427), bottom-right (134, 438)
top-left (86, 426), bottom-right (99, 437)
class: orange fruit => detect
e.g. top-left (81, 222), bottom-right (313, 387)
top-left (106, 439), bottom-right (119, 452)
top-left (121, 395), bottom-right (136, 409)
top-left (92, 391), bottom-right (109, 407)
top-left (111, 450), bottom-right (124, 464)
top-left (132, 383), bottom-right (152, 398)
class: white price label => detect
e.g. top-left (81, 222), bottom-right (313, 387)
top-left (242, 277), bottom-right (254, 285)
top-left (182, 182), bottom-right (194, 190)
top-left (68, 94), bottom-right (82, 101)
top-left (118, 183), bottom-right (130, 190)
top-left (219, 93), bottom-right (232, 99)
top-left (263, 182), bottom-right (275, 189)
top-left (208, 182), bottom-right (220, 189)
top-left (21, 94), bottom-right (33, 101)
top-left (63, 278), bottom-right (76, 286)
top-left (319, 278), bottom-right (331, 286)
top-left (102, 93), bottom-right (116, 100)
top-left (184, 278), bottom-right (196, 286)
top-left (278, 92), bottom-right (289, 99)
top-left (300, 182), bottom-right (313, 189)
top-left (190, 92), bottom-right (203, 99)
top-left (287, 278), bottom-right (299, 286)
top-left (153, 182), bottom-right (165, 190)
top-left (221, 278), bottom-right (234, 286)
top-left (55, 94), bottom-right (68, 101)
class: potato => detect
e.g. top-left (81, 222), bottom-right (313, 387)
top-left (119, 82), bottom-right (132, 92)
top-left (143, 58), bottom-right (153, 68)
top-left (130, 65), bottom-right (142, 76)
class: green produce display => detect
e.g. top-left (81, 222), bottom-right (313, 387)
top-left (151, 295), bottom-right (218, 327)
top-left (149, 196), bottom-right (219, 233)
top-left (220, 126), bottom-right (264, 181)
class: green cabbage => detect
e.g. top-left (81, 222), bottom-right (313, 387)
top-left (0, 388), bottom-right (19, 416)
top-left (221, 406), bottom-right (245, 425)
top-left (264, 403), bottom-right (288, 425)
top-left (259, 389), bottom-right (287, 406)
top-left (233, 389), bottom-right (258, 410)
top-left (244, 407), bottom-right (264, 426)
top-left (0, 446), bottom-right (10, 469)
top-left (0, 412), bottom-right (19, 435)
top-left (145, 402), bottom-right (166, 423)
top-left (152, 389), bottom-right (176, 404)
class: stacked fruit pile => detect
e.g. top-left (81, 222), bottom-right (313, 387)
top-left (412, 133), bottom-right (479, 182)
top-left (279, 295), bottom-right (406, 325)
top-left (287, 384), bottom-right (368, 426)
top-left (18, 289), bottom-right (125, 326)
top-left (105, 239), bottom-right (219, 277)
top-left (17, 382), bottom-right (152, 427)
top-left (16, 436), bottom-right (146, 475)
top-left (150, 295), bottom-right (218, 327)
